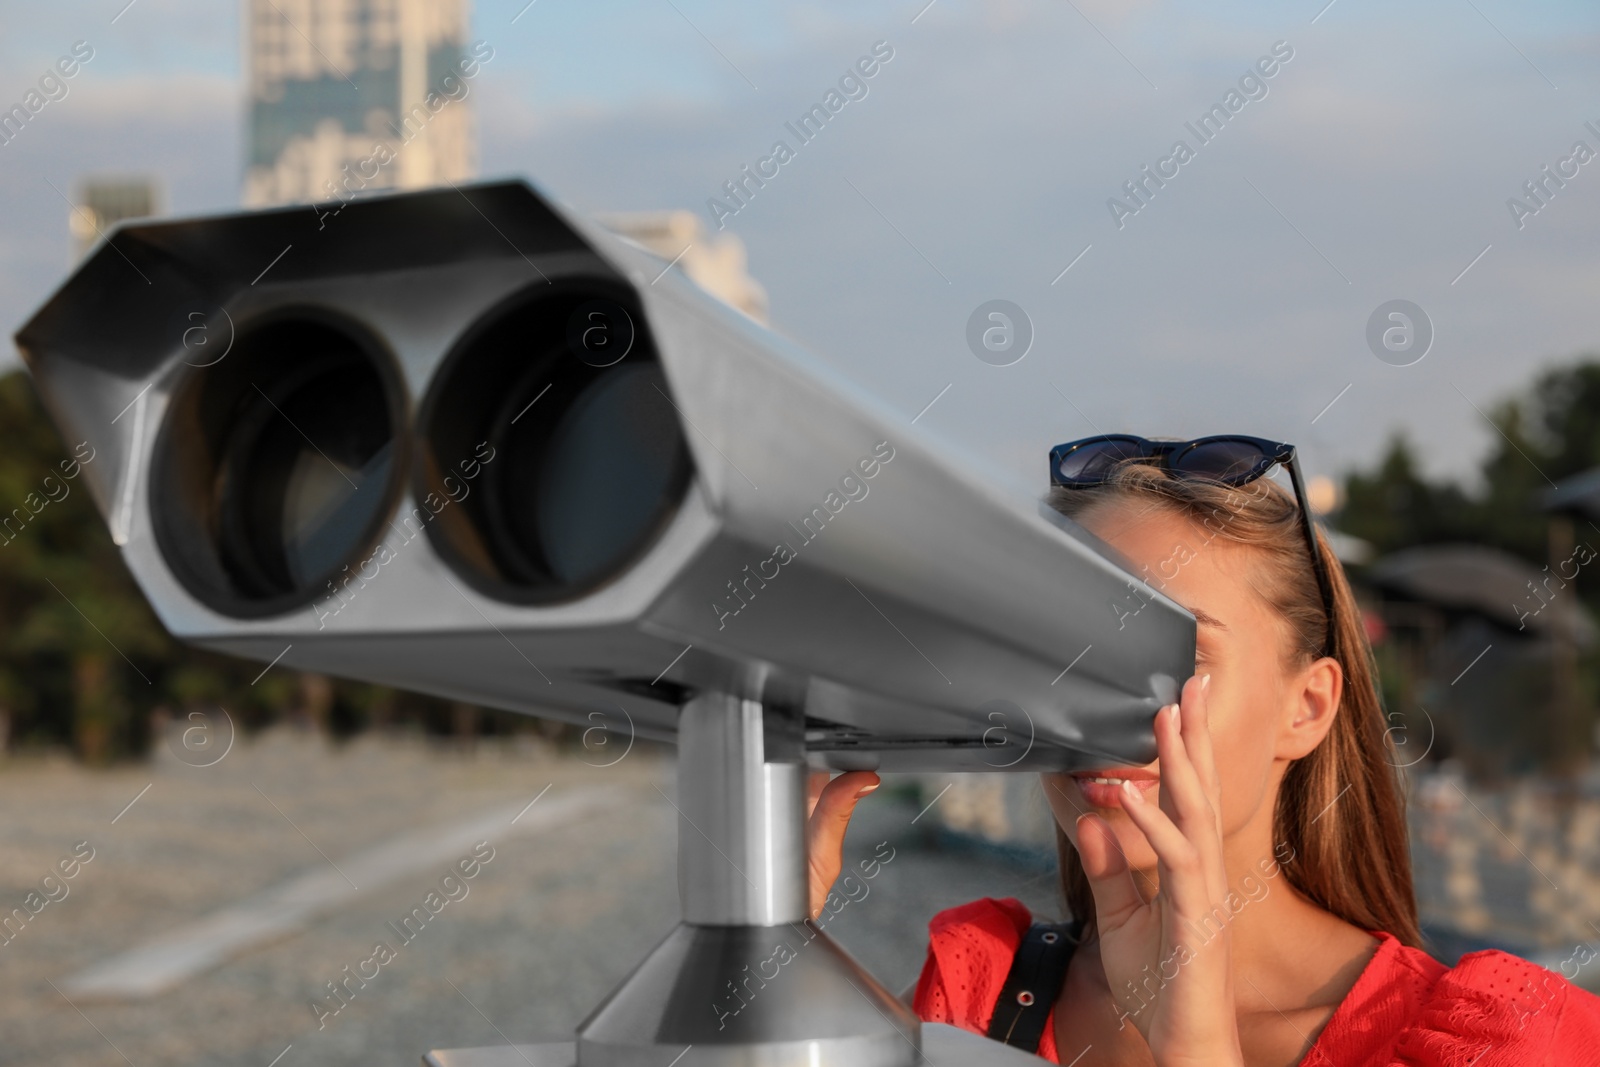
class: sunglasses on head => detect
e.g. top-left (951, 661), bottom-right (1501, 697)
top-left (1048, 434), bottom-right (1334, 658)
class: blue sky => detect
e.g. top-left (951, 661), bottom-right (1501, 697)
top-left (1, 0), bottom-right (1598, 494)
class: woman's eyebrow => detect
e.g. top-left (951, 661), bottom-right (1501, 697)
top-left (1188, 606), bottom-right (1230, 631)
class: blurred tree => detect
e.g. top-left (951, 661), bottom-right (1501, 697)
top-left (1528, 358), bottom-right (1600, 478)
top-left (1337, 433), bottom-right (1477, 555)
top-left (1339, 358), bottom-right (1600, 572)
top-left (0, 371), bottom-right (170, 761)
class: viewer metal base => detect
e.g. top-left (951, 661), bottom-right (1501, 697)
top-left (423, 1023), bottom-right (1052, 1067)
top-left (427, 693), bottom-right (1031, 1066)
top-left (577, 921), bottom-right (916, 1066)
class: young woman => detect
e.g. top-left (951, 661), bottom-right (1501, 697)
top-left (807, 435), bottom-right (1600, 1066)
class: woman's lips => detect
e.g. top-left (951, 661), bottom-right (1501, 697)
top-left (1069, 768), bottom-right (1159, 810)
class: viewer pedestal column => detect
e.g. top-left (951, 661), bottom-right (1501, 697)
top-left (574, 692), bottom-right (919, 1067)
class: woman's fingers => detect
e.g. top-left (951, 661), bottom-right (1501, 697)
top-left (1086, 688), bottom-right (1244, 1066)
top-left (1154, 695), bottom-right (1229, 904)
top-left (806, 769), bottom-right (832, 820)
top-left (808, 770), bottom-right (879, 834)
top-left (1117, 748), bottom-right (1217, 920)
top-left (1154, 700), bottom-right (1213, 842)
top-left (1174, 674), bottom-right (1228, 898)
top-left (1075, 811), bottom-right (1144, 932)
top-left (805, 770), bottom-right (879, 918)
top-left (1181, 672), bottom-right (1222, 816)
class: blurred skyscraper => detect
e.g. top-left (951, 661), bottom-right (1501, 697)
top-left (243, 0), bottom-right (477, 208)
top-left (69, 177), bottom-right (161, 260)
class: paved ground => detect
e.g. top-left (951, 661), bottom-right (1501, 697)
top-left (0, 728), bottom-right (1062, 1067)
top-left (24, 726), bottom-right (1591, 1067)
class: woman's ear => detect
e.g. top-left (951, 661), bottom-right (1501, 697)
top-left (1275, 656), bottom-right (1343, 760)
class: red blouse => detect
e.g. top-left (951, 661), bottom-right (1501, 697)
top-left (911, 897), bottom-right (1600, 1065)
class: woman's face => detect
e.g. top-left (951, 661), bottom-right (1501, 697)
top-left (1043, 498), bottom-right (1322, 873)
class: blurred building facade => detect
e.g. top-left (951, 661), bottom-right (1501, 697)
top-left (69, 177), bottom-right (160, 260)
top-left (597, 210), bottom-right (770, 324)
top-left (243, 0), bottom-right (477, 207)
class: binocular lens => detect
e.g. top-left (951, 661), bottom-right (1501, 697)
top-left (417, 282), bottom-right (693, 603)
top-left (152, 283), bottom-right (691, 615)
top-left (152, 313), bottom-right (404, 616)
top-left (524, 362), bottom-right (685, 588)
top-left (217, 362), bottom-right (395, 595)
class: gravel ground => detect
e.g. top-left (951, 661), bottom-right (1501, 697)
top-left (0, 729), bottom-right (1061, 1067)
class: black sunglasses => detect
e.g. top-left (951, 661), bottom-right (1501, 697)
top-left (1048, 434), bottom-right (1334, 658)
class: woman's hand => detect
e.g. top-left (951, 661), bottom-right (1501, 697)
top-left (1076, 673), bottom-right (1245, 1067)
top-left (805, 769), bottom-right (879, 920)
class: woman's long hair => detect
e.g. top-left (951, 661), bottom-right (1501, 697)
top-left (1046, 457), bottom-right (1422, 948)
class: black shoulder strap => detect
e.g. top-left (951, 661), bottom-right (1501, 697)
top-left (986, 919), bottom-right (1083, 1054)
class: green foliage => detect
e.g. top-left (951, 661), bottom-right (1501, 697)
top-left (0, 370), bottom-right (170, 758)
top-left (1528, 360), bottom-right (1600, 476)
top-left (1339, 434), bottom-right (1479, 556)
top-left (1337, 356), bottom-right (1600, 567)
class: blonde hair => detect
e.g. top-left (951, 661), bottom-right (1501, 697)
top-left (1046, 457), bottom-right (1422, 948)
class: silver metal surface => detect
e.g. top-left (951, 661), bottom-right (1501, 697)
top-left (424, 1044), bottom-right (575, 1067)
top-left (575, 921), bottom-right (918, 1066)
top-left (425, 1023), bottom-right (1051, 1067)
top-left (575, 693), bottom-right (914, 1065)
top-left (677, 694), bottom-right (806, 925)
top-left (15, 179), bottom-right (1197, 771)
top-left (13, 180), bottom-right (1132, 1067)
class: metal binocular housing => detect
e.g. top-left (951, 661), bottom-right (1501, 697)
top-left (17, 179), bottom-right (1196, 1067)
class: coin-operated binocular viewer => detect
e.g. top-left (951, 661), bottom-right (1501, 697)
top-left (17, 180), bottom-right (1195, 1066)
